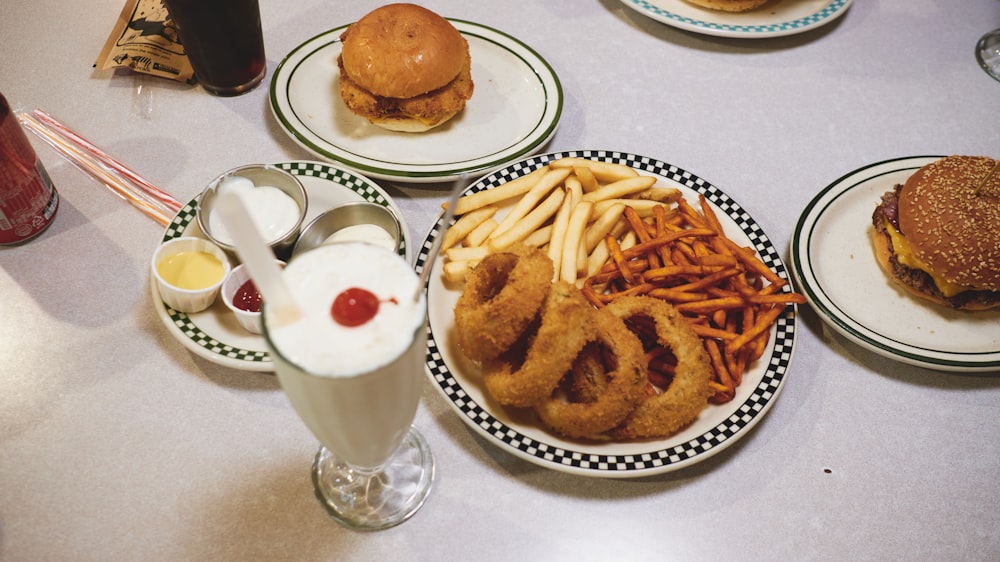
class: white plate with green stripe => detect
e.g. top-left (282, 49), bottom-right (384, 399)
top-left (151, 161), bottom-right (411, 372)
top-left (789, 155), bottom-right (1000, 373)
top-left (269, 19), bottom-right (562, 183)
top-left (620, 0), bottom-right (852, 39)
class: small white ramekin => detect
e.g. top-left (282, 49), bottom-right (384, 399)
top-left (152, 237), bottom-right (231, 313)
top-left (220, 261), bottom-right (284, 334)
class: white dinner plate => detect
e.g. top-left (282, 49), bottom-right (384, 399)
top-left (620, 0), bottom-right (852, 38)
top-left (790, 156), bottom-right (1000, 373)
top-left (417, 150), bottom-right (800, 478)
top-left (269, 20), bottom-right (563, 183)
top-left (151, 161), bottom-right (412, 372)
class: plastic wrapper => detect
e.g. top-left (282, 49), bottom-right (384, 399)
top-left (94, 0), bottom-right (195, 83)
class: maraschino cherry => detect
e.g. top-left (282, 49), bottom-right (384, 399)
top-left (331, 287), bottom-right (379, 327)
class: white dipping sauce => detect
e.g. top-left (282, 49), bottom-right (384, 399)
top-left (208, 176), bottom-right (300, 245)
top-left (323, 223), bottom-right (397, 251)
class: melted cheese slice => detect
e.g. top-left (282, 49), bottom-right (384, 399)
top-left (883, 219), bottom-right (969, 297)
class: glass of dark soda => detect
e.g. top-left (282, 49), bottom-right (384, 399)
top-left (163, 0), bottom-right (267, 96)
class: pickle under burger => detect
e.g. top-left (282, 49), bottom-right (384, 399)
top-left (871, 155), bottom-right (1000, 310)
top-left (337, 3), bottom-right (474, 132)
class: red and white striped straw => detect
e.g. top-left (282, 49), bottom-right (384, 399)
top-left (29, 109), bottom-right (182, 213)
top-left (18, 109), bottom-right (182, 226)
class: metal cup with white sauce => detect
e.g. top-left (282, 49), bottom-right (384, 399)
top-left (197, 164), bottom-right (308, 260)
top-left (291, 201), bottom-right (402, 260)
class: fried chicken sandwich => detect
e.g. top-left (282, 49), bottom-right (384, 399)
top-left (871, 155), bottom-right (1000, 310)
top-left (337, 3), bottom-right (474, 132)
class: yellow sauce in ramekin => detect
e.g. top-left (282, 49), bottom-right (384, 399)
top-left (156, 251), bottom-right (226, 290)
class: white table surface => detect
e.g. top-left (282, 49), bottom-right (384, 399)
top-left (2, 1), bottom-right (999, 559)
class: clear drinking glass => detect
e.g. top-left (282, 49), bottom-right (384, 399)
top-left (162, 0), bottom-right (267, 95)
top-left (263, 242), bottom-right (433, 530)
top-left (975, 28), bottom-right (1000, 82)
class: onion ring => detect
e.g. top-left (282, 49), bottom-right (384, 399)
top-left (604, 296), bottom-right (712, 440)
top-left (453, 245), bottom-right (553, 362)
top-left (534, 307), bottom-right (647, 439)
top-left (480, 281), bottom-right (595, 407)
top-left (567, 343), bottom-right (610, 404)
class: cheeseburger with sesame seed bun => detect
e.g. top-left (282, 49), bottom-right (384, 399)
top-left (871, 155), bottom-right (1000, 311)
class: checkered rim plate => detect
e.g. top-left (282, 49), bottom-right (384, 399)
top-left (156, 161), bottom-right (406, 369)
top-left (416, 150), bottom-right (798, 477)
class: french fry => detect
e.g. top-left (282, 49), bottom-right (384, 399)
top-left (725, 304), bottom-right (783, 355)
top-left (622, 205), bottom-right (660, 270)
top-left (619, 230), bottom-right (638, 252)
top-left (581, 176), bottom-right (657, 203)
top-left (574, 166), bottom-right (600, 193)
top-left (634, 186), bottom-right (682, 204)
top-left (586, 238), bottom-right (611, 277)
top-left (746, 292), bottom-right (809, 306)
top-left (549, 157), bottom-right (639, 183)
top-left (698, 194), bottom-right (726, 234)
top-left (465, 217), bottom-right (498, 248)
top-left (576, 235), bottom-right (588, 276)
top-left (521, 224), bottom-right (553, 248)
top-left (559, 201), bottom-right (593, 284)
top-left (593, 198), bottom-right (668, 218)
top-left (583, 202), bottom-right (626, 253)
top-left (442, 260), bottom-right (476, 284)
top-left (440, 206), bottom-right (497, 251)
top-left (445, 245), bottom-right (490, 263)
top-left (675, 296), bottom-right (746, 315)
top-left (451, 166), bottom-right (548, 215)
top-left (547, 196), bottom-right (574, 282)
top-left (489, 167), bottom-right (571, 241)
top-left (606, 234), bottom-right (636, 285)
top-left (704, 339), bottom-right (734, 397)
top-left (489, 187), bottom-right (565, 251)
top-left (565, 175), bottom-right (583, 207)
top-left (716, 235), bottom-right (786, 288)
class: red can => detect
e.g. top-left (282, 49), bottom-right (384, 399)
top-left (0, 93), bottom-right (59, 245)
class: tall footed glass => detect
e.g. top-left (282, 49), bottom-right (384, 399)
top-left (263, 242), bottom-right (433, 530)
top-left (976, 28), bottom-right (1000, 82)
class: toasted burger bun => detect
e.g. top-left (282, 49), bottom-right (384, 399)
top-left (369, 111), bottom-right (460, 133)
top-left (871, 156), bottom-right (1000, 311)
top-left (683, 0), bottom-right (771, 12)
top-left (338, 3), bottom-right (473, 132)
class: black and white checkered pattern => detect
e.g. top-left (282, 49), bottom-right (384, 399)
top-left (156, 161), bottom-right (403, 368)
top-left (276, 161), bottom-right (393, 208)
top-left (417, 150), bottom-right (799, 477)
top-left (169, 309), bottom-right (270, 363)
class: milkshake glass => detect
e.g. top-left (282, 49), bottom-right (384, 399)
top-left (263, 241), bottom-right (432, 530)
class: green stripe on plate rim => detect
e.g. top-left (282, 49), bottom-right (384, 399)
top-left (268, 19), bottom-right (563, 180)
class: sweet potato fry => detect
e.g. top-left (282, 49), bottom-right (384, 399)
top-left (581, 193), bottom-right (806, 404)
